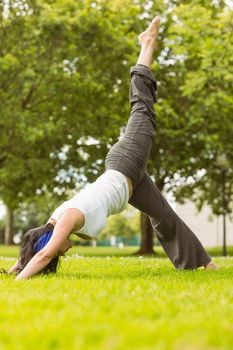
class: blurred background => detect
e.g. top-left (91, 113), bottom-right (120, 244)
top-left (0, 0), bottom-right (232, 255)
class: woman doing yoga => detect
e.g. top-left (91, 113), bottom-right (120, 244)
top-left (9, 16), bottom-right (217, 280)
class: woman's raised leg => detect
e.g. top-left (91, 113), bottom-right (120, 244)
top-left (105, 17), bottom-right (160, 189)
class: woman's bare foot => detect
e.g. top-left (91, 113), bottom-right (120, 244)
top-left (205, 261), bottom-right (219, 270)
top-left (138, 16), bottom-right (160, 48)
top-left (136, 16), bottom-right (160, 68)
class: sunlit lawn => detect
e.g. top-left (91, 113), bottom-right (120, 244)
top-left (1, 244), bottom-right (233, 258)
top-left (0, 245), bottom-right (233, 350)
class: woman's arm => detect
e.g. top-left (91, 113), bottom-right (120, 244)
top-left (16, 208), bottom-right (84, 281)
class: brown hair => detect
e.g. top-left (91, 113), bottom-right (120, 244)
top-left (17, 222), bottom-right (60, 275)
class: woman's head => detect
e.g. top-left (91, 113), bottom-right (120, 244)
top-left (17, 222), bottom-right (60, 275)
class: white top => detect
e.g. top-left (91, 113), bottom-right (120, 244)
top-left (51, 170), bottom-right (129, 238)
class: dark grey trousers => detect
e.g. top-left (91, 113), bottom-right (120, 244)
top-left (105, 64), bottom-right (211, 269)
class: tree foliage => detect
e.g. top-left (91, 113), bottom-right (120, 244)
top-left (144, 1), bottom-right (233, 218)
top-left (100, 206), bottom-right (140, 239)
top-left (164, 3), bottom-right (233, 216)
top-left (0, 0), bottom-right (137, 233)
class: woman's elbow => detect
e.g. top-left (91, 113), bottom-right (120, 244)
top-left (37, 250), bottom-right (54, 262)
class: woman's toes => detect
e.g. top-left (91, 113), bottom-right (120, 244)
top-left (205, 261), bottom-right (219, 270)
top-left (138, 17), bottom-right (160, 46)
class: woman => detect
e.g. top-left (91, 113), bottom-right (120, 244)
top-left (8, 16), bottom-right (217, 280)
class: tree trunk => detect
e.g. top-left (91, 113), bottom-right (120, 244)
top-left (134, 212), bottom-right (155, 255)
top-left (0, 229), bottom-right (4, 244)
top-left (4, 206), bottom-right (14, 245)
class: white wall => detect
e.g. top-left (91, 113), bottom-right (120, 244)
top-left (0, 203), bottom-right (5, 220)
top-left (176, 200), bottom-right (233, 248)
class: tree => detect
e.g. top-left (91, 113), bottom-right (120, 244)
top-left (0, 0), bottom-right (136, 243)
top-left (166, 3), bottom-right (233, 217)
top-left (1, 0), bottom-right (232, 253)
top-left (132, 1), bottom-right (233, 253)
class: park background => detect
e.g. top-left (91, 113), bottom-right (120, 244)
top-left (0, 0), bottom-right (233, 349)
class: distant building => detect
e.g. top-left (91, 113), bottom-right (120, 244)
top-left (176, 200), bottom-right (233, 248)
top-left (0, 203), bottom-right (5, 219)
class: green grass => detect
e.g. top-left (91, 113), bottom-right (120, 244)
top-left (0, 246), bottom-right (233, 350)
top-left (1, 244), bottom-right (233, 258)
